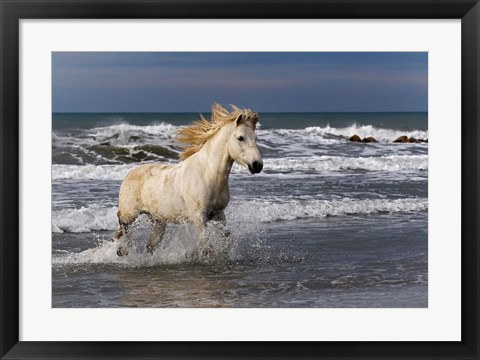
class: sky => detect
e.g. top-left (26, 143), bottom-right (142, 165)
top-left (52, 52), bottom-right (427, 113)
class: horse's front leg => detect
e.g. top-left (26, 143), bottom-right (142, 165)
top-left (146, 219), bottom-right (166, 254)
top-left (210, 210), bottom-right (230, 237)
top-left (193, 211), bottom-right (229, 257)
top-left (192, 212), bottom-right (213, 257)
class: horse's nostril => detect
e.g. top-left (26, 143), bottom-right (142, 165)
top-left (253, 160), bottom-right (263, 173)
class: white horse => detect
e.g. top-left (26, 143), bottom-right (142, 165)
top-left (113, 104), bottom-right (263, 256)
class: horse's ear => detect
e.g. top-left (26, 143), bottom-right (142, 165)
top-left (235, 114), bottom-right (245, 127)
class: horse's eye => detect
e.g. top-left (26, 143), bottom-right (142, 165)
top-left (238, 136), bottom-right (244, 141)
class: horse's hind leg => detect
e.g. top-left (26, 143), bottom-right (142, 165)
top-left (114, 210), bottom-right (137, 256)
top-left (146, 219), bottom-right (166, 254)
top-left (115, 223), bottom-right (133, 256)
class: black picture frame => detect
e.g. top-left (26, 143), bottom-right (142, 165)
top-left (1, 0), bottom-right (479, 359)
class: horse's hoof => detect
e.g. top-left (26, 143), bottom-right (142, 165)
top-left (201, 247), bottom-right (213, 257)
top-left (116, 246), bottom-right (129, 257)
top-left (146, 245), bottom-right (155, 255)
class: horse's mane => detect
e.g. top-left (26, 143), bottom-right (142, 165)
top-left (176, 103), bottom-right (258, 161)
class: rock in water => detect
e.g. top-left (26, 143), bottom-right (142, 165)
top-left (393, 136), bottom-right (428, 143)
top-left (362, 136), bottom-right (377, 143)
top-left (349, 134), bottom-right (362, 142)
top-left (393, 135), bottom-right (409, 143)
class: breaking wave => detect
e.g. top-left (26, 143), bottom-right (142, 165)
top-left (52, 122), bottom-right (428, 165)
top-left (264, 155), bottom-right (427, 173)
top-left (304, 124), bottom-right (428, 142)
top-left (52, 155), bottom-right (428, 180)
top-left (258, 124), bottom-right (428, 146)
top-left (52, 197), bottom-right (428, 233)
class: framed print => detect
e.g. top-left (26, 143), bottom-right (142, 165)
top-left (1, 0), bottom-right (479, 359)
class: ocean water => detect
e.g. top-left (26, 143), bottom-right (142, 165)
top-left (52, 112), bottom-right (428, 308)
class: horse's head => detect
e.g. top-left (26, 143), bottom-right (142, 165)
top-left (228, 112), bottom-right (263, 174)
